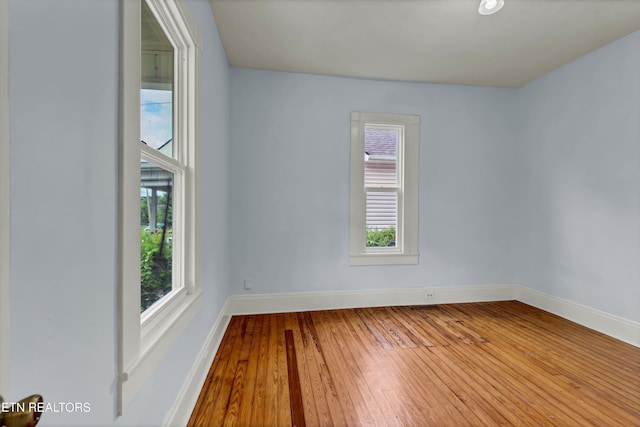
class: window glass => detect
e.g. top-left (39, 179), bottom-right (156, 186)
top-left (364, 126), bottom-right (399, 248)
top-left (141, 89), bottom-right (173, 154)
top-left (140, 161), bottom-right (174, 312)
top-left (139, 0), bottom-right (176, 313)
top-left (366, 191), bottom-right (397, 247)
top-left (365, 127), bottom-right (398, 185)
top-left (141, 0), bottom-right (174, 156)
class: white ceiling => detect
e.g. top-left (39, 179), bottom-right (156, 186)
top-left (208, 0), bottom-right (640, 88)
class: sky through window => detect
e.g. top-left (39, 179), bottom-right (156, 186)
top-left (141, 88), bottom-right (172, 149)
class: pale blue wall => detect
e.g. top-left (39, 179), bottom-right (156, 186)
top-left (229, 33), bottom-right (640, 322)
top-left (8, 0), bottom-right (231, 425)
top-left (230, 70), bottom-right (522, 294)
top-left (517, 30), bottom-right (640, 322)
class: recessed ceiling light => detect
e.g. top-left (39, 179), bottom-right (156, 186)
top-left (479, 0), bottom-right (505, 15)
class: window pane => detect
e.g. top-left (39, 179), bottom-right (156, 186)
top-left (364, 127), bottom-right (398, 186)
top-left (141, 0), bottom-right (174, 156)
top-left (140, 160), bottom-right (174, 312)
top-left (366, 191), bottom-right (397, 247)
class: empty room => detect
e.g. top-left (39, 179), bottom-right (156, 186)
top-left (1, 0), bottom-right (639, 426)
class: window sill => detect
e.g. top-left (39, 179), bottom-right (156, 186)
top-left (120, 289), bottom-right (202, 410)
top-left (350, 253), bottom-right (418, 266)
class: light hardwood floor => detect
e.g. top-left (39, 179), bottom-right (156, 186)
top-left (188, 301), bottom-right (640, 426)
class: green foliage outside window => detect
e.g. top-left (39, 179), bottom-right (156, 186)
top-left (140, 193), bottom-right (172, 230)
top-left (366, 227), bottom-right (396, 247)
top-left (140, 229), bottom-right (172, 312)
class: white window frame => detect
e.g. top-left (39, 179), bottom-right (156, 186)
top-left (0, 0), bottom-right (10, 398)
top-left (119, 0), bottom-right (201, 413)
top-left (350, 112), bottom-right (420, 266)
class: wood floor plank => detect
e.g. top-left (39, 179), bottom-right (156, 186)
top-left (248, 315), bottom-right (271, 427)
top-left (368, 307), bottom-right (418, 349)
top-left (285, 312), bottom-right (321, 427)
top-left (355, 308), bottom-right (394, 350)
top-left (445, 332), bottom-right (589, 425)
top-left (299, 311), bottom-right (347, 426)
top-left (276, 314), bottom-right (291, 427)
top-left (470, 303), bottom-right (640, 401)
top-left (385, 306), bottom-right (437, 347)
top-left (190, 302), bottom-right (640, 427)
top-left (319, 309), bottom-right (404, 427)
top-left (221, 316), bottom-right (256, 426)
top-left (262, 314), bottom-right (280, 427)
top-left (336, 309), bottom-right (413, 426)
top-left (294, 313), bottom-right (331, 427)
top-left (410, 308), bottom-right (457, 346)
top-left (423, 345), bottom-right (526, 426)
top-left (234, 315), bottom-right (264, 427)
top-left (444, 302), bottom-right (640, 425)
top-left (222, 360), bottom-right (247, 427)
top-left (450, 308), bottom-right (606, 425)
top-left (470, 309), bottom-right (640, 423)
top-left (331, 309), bottom-right (406, 427)
top-left (188, 316), bottom-right (247, 427)
top-left (285, 329), bottom-right (306, 427)
top-left (188, 317), bottom-right (239, 425)
top-left (344, 309), bottom-right (474, 426)
top-left (428, 306), bottom-right (552, 425)
top-left (308, 310), bottom-right (364, 426)
top-left (341, 310), bottom-right (446, 426)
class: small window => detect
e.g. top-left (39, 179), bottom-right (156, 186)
top-left (350, 112), bottom-right (419, 265)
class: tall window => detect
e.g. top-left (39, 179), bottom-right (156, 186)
top-left (365, 126), bottom-right (401, 248)
top-left (350, 112), bottom-right (420, 265)
top-left (140, 0), bottom-right (177, 312)
top-left (119, 0), bottom-right (201, 413)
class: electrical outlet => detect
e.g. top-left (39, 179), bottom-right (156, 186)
top-left (244, 279), bottom-right (253, 290)
top-left (425, 290), bottom-right (435, 299)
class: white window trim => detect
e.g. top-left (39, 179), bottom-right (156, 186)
top-left (119, 0), bottom-right (202, 414)
top-left (0, 0), bottom-right (10, 398)
top-left (350, 112), bottom-right (420, 266)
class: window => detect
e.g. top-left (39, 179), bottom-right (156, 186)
top-left (119, 0), bottom-right (201, 413)
top-left (350, 112), bottom-right (419, 265)
top-left (140, 0), bottom-right (178, 314)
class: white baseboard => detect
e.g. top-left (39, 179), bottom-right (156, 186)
top-left (515, 285), bottom-right (640, 348)
top-left (228, 284), bottom-right (516, 315)
top-left (163, 299), bottom-right (232, 427)
top-left (166, 283), bottom-right (639, 426)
